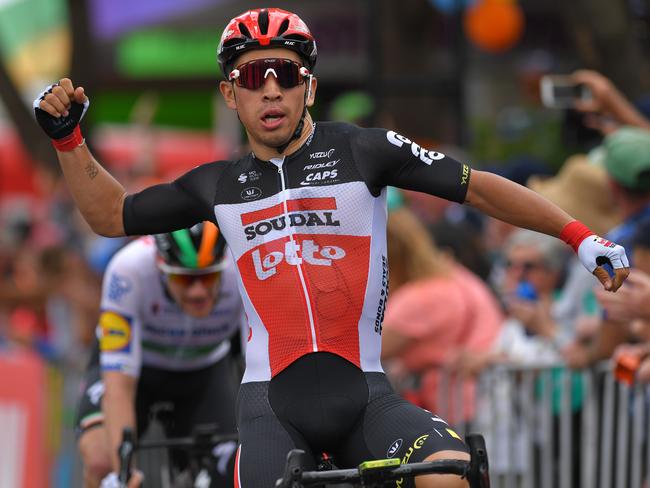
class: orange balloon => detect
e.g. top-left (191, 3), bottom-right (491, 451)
top-left (464, 0), bottom-right (525, 53)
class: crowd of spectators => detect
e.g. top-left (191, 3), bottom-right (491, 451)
top-left (0, 161), bottom-right (102, 363)
top-left (379, 70), bottom-right (650, 404)
top-left (2, 68), bottom-right (650, 388)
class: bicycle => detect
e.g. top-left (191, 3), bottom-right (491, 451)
top-left (275, 433), bottom-right (490, 488)
top-left (117, 424), bottom-right (238, 488)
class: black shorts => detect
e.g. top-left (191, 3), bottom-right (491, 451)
top-left (235, 352), bottom-right (467, 488)
top-left (75, 340), bottom-right (239, 480)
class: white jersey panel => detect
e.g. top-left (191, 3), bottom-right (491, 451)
top-left (234, 259), bottom-right (272, 383)
top-left (358, 188), bottom-right (388, 372)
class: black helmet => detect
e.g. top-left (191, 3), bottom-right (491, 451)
top-left (154, 222), bottom-right (226, 274)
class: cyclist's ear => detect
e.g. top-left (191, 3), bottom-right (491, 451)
top-left (219, 81), bottom-right (237, 110)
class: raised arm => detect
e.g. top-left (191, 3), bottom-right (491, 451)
top-left (34, 79), bottom-right (221, 238)
top-left (34, 78), bottom-right (127, 236)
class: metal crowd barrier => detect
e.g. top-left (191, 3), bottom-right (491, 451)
top-left (437, 362), bottom-right (650, 488)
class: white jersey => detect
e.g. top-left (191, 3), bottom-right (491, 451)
top-left (97, 236), bottom-right (243, 377)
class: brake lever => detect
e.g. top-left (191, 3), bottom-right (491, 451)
top-left (275, 449), bottom-right (306, 488)
top-left (118, 428), bottom-right (135, 487)
top-left (466, 434), bottom-right (490, 488)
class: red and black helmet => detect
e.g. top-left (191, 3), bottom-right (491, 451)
top-left (217, 8), bottom-right (317, 76)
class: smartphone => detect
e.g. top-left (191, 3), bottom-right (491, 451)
top-left (516, 280), bottom-right (538, 301)
top-left (540, 75), bottom-right (592, 109)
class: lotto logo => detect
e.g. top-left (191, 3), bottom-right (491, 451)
top-left (252, 240), bottom-right (346, 280)
top-left (386, 131), bottom-right (445, 165)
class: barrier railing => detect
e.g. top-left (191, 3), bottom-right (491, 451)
top-left (436, 361), bottom-right (650, 488)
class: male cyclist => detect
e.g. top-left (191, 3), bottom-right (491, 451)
top-left (75, 222), bottom-right (243, 488)
top-left (36, 8), bottom-right (628, 488)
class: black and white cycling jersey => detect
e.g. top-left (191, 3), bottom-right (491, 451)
top-left (123, 122), bottom-right (470, 382)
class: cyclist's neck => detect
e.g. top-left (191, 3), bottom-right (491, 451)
top-left (249, 112), bottom-right (315, 161)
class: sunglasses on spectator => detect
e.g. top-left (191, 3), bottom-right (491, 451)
top-left (229, 58), bottom-right (310, 90)
top-left (504, 260), bottom-right (547, 272)
top-left (166, 271), bottom-right (221, 287)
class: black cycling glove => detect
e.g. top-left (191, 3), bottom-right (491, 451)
top-left (33, 83), bottom-right (89, 150)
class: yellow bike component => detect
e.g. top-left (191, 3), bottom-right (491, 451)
top-left (358, 458), bottom-right (401, 472)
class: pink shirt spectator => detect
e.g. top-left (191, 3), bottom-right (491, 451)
top-left (384, 264), bottom-right (503, 422)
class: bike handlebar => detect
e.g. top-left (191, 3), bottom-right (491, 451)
top-left (116, 424), bottom-right (238, 485)
top-left (275, 433), bottom-right (490, 488)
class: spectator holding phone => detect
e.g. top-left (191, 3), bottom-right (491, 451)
top-left (446, 228), bottom-right (571, 377)
top-left (492, 229), bottom-right (570, 362)
top-left (570, 70), bottom-right (650, 134)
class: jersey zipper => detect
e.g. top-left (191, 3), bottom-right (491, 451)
top-left (275, 159), bottom-right (319, 352)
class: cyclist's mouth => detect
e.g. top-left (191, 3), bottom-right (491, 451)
top-left (261, 110), bottom-right (285, 129)
top-left (185, 298), bottom-right (210, 309)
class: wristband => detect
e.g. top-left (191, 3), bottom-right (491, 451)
top-left (52, 125), bottom-right (84, 152)
top-left (559, 220), bottom-right (594, 253)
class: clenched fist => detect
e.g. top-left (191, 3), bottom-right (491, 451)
top-left (33, 78), bottom-right (89, 150)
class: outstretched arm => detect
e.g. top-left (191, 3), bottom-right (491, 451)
top-left (35, 78), bottom-right (127, 237)
top-left (465, 169), bottom-right (572, 236)
top-left (349, 126), bottom-right (630, 291)
top-left (465, 169), bottom-right (629, 291)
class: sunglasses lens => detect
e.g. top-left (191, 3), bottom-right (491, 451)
top-left (236, 59), bottom-right (303, 89)
top-left (168, 274), bottom-right (188, 286)
top-left (275, 60), bottom-right (300, 88)
top-left (168, 272), bottom-right (220, 287)
top-left (237, 61), bottom-right (264, 89)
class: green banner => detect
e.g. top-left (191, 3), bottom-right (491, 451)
top-left (117, 29), bottom-right (222, 78)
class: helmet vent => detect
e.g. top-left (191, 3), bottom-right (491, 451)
top-left (258, 9), bottom-right (269, 35)
top-left (278, 18), bottom-right (289, 36)
top-left (238, 22), bottom-right (252, 39)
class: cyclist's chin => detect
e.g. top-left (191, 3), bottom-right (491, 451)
top-left (253, 125), bottom-right (294, 148)
top-left (181, 299), bottom-right (214, 318)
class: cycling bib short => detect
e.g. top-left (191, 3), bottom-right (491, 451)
top-left (234, 352), bottom-right (467, 487)
top-left (122, 122), bottom-right (470, 383)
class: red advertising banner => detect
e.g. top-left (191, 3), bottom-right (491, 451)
top-left (0, 349), bottom-right (47, 488)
